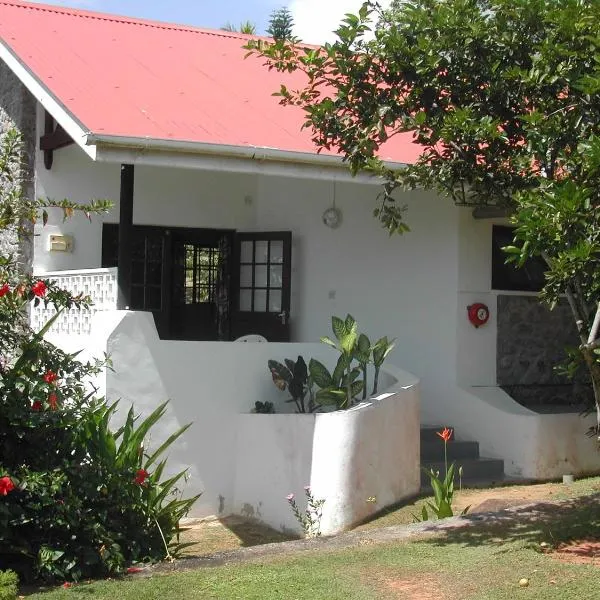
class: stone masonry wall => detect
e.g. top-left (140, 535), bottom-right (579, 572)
top-left (0, 59), bottom-right (37, 273)
top-left (497, 295), bottom-right (591, 409)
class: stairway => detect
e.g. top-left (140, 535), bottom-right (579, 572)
top-left (420, 426), bottom-right (504, 489)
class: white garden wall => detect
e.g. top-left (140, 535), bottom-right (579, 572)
top-left (97, 310), bottom-right (420, 530)
top-left (235, 365), bottom-right (420, 535)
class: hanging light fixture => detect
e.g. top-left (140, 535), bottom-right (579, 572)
top-left (322, 179), bottom-right (343, 229)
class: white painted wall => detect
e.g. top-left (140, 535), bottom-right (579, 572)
top-left (33, 121), bottom-right (460, 427)
top-left (34, 103), bottom-right (600, 482)
top-left (103, 311), bottom-right (419, 525)
top-left (235, 366), bottom-right (420, 535)
top-left (34, 105), bottom-right (258, 273)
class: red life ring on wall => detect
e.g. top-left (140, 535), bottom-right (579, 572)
top-left (467, 303), bottom-right (490, 328)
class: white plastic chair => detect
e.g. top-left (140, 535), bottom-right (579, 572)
top-left (234, 334), bottom-right (268, 343)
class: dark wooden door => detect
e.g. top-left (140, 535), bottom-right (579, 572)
top-left (231, 232), bottom-right (292, 341)
top-left (169, 232), bottom-right (226, 341)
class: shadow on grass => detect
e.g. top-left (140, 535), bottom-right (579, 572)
top-left (424, 492), bottom-right (600, 549)
top-left (216, 516), bottom-right (298, 548)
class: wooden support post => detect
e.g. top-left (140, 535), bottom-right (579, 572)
top-left (117, 164), bottom-right (134, 310)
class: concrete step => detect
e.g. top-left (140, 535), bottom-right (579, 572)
top-left (421, 440), bottom-right (480, 461)
top-left (420, 458), bottom-right (505, 488)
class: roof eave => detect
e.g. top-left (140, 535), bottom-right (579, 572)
top-left (0, 39), bottom-right (96, 159)
top-left (88, 133), bottom-right (406, 181)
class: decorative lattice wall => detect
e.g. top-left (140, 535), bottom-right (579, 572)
top-left (30, 268), bottom-right (118, 336)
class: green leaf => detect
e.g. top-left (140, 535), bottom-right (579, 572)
top-left (331, 316), bottom-right (346, 341)
top-left (268, 360), bottom-right (292, 390)
top-left (309, 359), bottom-right (334, 388)
top-left (315, 388), bottom-right (346, 406)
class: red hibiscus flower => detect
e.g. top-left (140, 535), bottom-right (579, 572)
top-left (0, 284), bottom-right (9, 297)
top-left (436, 427), bottom-right (453, 443)
top-left (44, 370), bottom-right (58, 384)
top-left (31, 280), bottom-right (47, 298)
top-left (48, 392), bottom-right (58, 410)
top-left (0, 476), bottom-right (15, 496)
top-left (134, 469), bottom-right (149, 485)
top-left (31, 400), bottom-right (42, 411)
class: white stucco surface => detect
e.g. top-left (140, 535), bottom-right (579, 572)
top-left (235, 365), bottom-right (420, 535)
top-left (101, 311), bottom-right (420, 526)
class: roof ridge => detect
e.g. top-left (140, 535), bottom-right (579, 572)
top-left (0, 0), bottom-right (264, 41)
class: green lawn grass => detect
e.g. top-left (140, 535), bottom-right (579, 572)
top-left (27, 490), bottom-right (600, 600)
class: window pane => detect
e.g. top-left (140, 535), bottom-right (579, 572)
top-left (254, 289), bottom-right (267, 312)
top-left (255, 265), bottom-right (267, 287)
top-left (269, 265), bottom-right (283, 288)
top-left (269, 289), bottom-right (282, 313)
top-left (240, 265), bottom-right (253, 287)
top-left (255, 240), bottom-right (268, 263)
top-left (241, 241), bottom-right (253, 263)
top-left (270, 240), bottom-right (283, 264)
top-left (240, 289), bottom-right (252, 311)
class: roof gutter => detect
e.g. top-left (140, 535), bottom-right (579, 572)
top-left (85, 133), bottom-right (406, 172)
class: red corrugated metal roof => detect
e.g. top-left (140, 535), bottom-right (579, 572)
top-left (0, 0), bottom-right (421, 164)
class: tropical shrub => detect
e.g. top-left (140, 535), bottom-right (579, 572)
top-left (267, 355), bottom-right (316, 413)
top-left (308, 315), bottom-right (395, 409)
top-left (418, 428), bottom-right (469, 521)
top-left (0, 128), bottom-right (197, 581)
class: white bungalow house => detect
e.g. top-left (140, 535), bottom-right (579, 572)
top-left (1, 0), bottom-right (599, 532)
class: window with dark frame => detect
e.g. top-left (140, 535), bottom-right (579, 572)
top-left (491, 225), bottom-right (546, 292)
top-left (183, 244), bottom-right (221, 305)
top-left (238, 239), bottom-right (284, 313)
top-left (101, 223), bottom-right (164, 311)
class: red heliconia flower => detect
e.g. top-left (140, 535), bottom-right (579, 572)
top-left (0, 284), bottom-right (9, 297)
top-left (31, 280), bottom-right (48, 298)
top-left (44, 370), bottom-right (58, 384)
top-left (436, 427), bottom-right (453, 443)
top-left (48, 392), bottom-right (58, 410)
top-left (0, 476), bottom-right (15, 496)
top-left (134, 469), bottom-right (149, 485)
top-left (31, 400), bottom-right (42, 411)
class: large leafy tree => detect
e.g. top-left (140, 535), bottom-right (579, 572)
top-left (248, 0), bottom-right (600, 430)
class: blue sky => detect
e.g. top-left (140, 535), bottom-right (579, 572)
top-left (29, 0), bottom-right (390, 44)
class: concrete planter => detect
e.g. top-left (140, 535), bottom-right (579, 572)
top-left (233, 368), bottom-right (420, 536)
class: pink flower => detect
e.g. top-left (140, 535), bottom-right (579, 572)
top-left (285, 493), bottom-right (295, 502)
top-left (303, 485), bottom-right (311, 491)
top-left (62, 582), bottom-right (72, 589)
